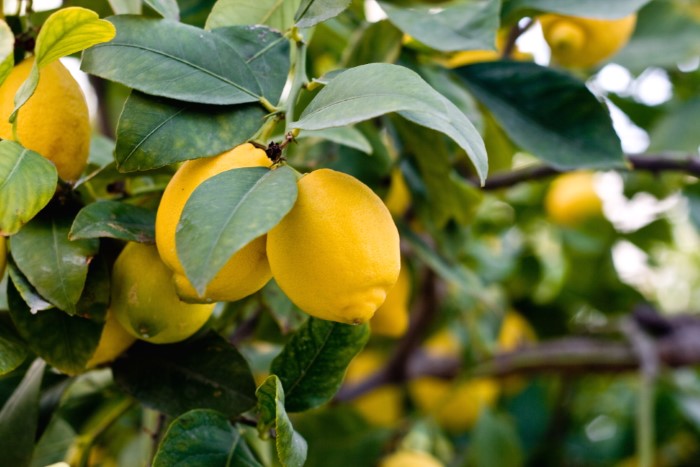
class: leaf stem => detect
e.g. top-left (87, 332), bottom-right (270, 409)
top-left (284, 29), bottom-right (309, 134)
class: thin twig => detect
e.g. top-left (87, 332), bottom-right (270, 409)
top-left (501, 18), bottom-right (535, 59)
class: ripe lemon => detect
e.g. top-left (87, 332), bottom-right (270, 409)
top-left (0, 57), bottom-right (90, 182)
top-left (497, 311), bottom-right (536, 351)
top-left (155, 143), bottom-right (273, 303)
top-left (86, 309), bottom-right (136, 368)
top-left (0, 236), bottom-right (6, 278)
top-left (380, 450), bottom-right (444, 467)
top-left (345, 350), bottom-right (403, 427)
top-left (540, 14), bottom-right (637, 68)
top-left (267, 168), bottom-right (401, 324)
top-left (370, 261), bottom-right (410, 337)
top-left (409, 329), bottom-right (500, 432)
top-left (111, 242), bottom-right (215, 344)
top-left (384, 167), bottom-right (412, 218)
top-left (544, 171), bottom-right (603, 227)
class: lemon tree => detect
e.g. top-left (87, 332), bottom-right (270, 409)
top-left (1, 0), bottom-right (700, 466)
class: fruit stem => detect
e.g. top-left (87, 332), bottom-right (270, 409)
top-left (284, 28), bottom-right (309, 134)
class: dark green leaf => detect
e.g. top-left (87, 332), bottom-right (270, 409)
top-left (0, 141), bottom-right (57, 236)
top-left (206, 0), bottom-right (301, 31)
top-left (257, 376), bottom-right (308, 467)
top-left (295, 0), bottom-right (351, 28)
top-left (291, 63), bottom-right (488, 183)
top-left (144, 0), bottom-right (180, 20)
top-left (112, 332), bottom-right (257, 416)
top-left (261, 279), bottom-right (308, 335)
top-left (467, 410), bottom-right (524, 467)
top-left (0, 317), bottom-right (28, 375)
top-left (11, 214), bottom-right (99, 315)
top-left (154, 409), bottom-right (262, 467)
top-left (178, 166), bottom-right (298, 295)
top-left (649, 97), bottom-right (700, 154)
top-left (0, 359), bottom-right (44, 467)
top-left (81, 16), bottom-right (262, 105)
top-left (115, 93), bottom-right (265, 172)
top-left (379, 0), bottom-right (499, 52)
top-left (7, 260), bottom-right (53, 314)
top-left (504, 0), bottom-right (651, 19)
top-left (344, 20), bottom-right (402, 68)
top-left (69, 200), bottom-right (156, 243)
top-left (7, 281), bottom-right (102, 375)
top-left (457, 61), bottom-right (624, 170)
top-left (270, 318), bottom-right (369, 412)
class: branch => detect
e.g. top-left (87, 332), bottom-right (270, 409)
top-left (501, 18), bottom-right (534, 59)
top-left (476, 153), bottom-right (700, 191)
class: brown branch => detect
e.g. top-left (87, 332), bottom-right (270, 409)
top-left (501, 18), bottom-right (535, 59)
top-left (476, 153), bottom-right (700, 190)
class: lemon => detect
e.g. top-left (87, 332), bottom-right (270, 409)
top-left (0, 236), bottom-right (6, 278)
top-left (267, 168), bottom-right (401, 325)
top-left (111, 242), bottom-right (215, 344)
top-left (344, 350), bottom-right (403, 427)
top-left (497, 311), bottom-right (536, 351)
top-left (155, 143), bottom-right (273, 303)
top-left (436, 29), bottom-right (532, 68)
top-left (0, 57), bottom-right (90, 182)
top-left (540, 14), bottom-right (637, 68)
top-left (384, 167), bottom-right (412, 218)
top-left (409, 329), bottom-right (500, 432)
top-left (370, 262), bottom-right (410, 337)
top-left (544, 171), bottom-right (603, 227)
top-left (380, 450), bottom-right (444, 467)
top-left (86, 309), bottom-right (136, 368)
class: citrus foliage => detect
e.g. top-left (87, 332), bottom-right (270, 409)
top-left (0, 0), bottom-right (699, 466)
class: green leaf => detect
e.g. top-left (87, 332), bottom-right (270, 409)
top-left (649, 98), bottom-right (700, 154)
top-left (291, 63), bottom-right (488, 183)
top-left (108, 0), bottom-right (142, 14)
top-left (11, 214), bottom-right (99, 315)
top-left (504, 0), bottom-right (651, 19)
top-left (7, 281), bottom-right (102, 375)
top-left (0, 317), bottom-right (28, 376)
top-left (34, 7), bottom-right (117, 68)
top-left (0, 141), bottom-right (58, 236)
top-left (261, 279), bottom-right (308, 335)
top-left (144, 0), bottom-right (180, 20)
top-left (300, 127), bottom-right (372, 154)
top-left (7, 260), bottom-right (54, 314)
top-left (154, 409), bottom-right (262, 467)
top-left (0, 359), bottom-right (45, 467)
top-left (257, 376), bottom-right (308, 467)
top-left (206, 0), bottom-right (302, 31)
top-left (115, 93), bottom-right (265, 172)
top-left (295, 0), bottom-right (351, 28)
top-left (0, 20), bottom-right (14, 86)
top-left (10, 7), bottom-right (116, 121)
top-left (270, 318), bottom-right (369, 412)
top-left (379, 0), bottom-right (499, 52)
top-left (69, 200), bottom-right (156, 243)
top-left (467, 409), bottom-right (524, 467)
top-left (344, 20), bottom-right (403, 68)
top-left (112, 332), bottom-right (257, 417)
top-left (81, 16), bottom-right (263, 105)
top-left (457, 61), bottom-right (624, 170)
top-left (178, 166), bottom-right (298, 295)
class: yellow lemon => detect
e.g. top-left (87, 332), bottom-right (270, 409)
top-left (544, 171), bottom-right (603, 227)
top-left (345, 350), bottom-right (403, 427)
top-left (111, 242), bottom-right (215, 344)
top-left (86, 309), bottom-right (136, 368)
top-left (380, 450), bottom-right (444, 467)
top-left (155, 143), bottom-right (273, 303)
top-left (0, 57), bottom-right (90, 182)
top-left (540, 14), bottom-right (637, 68)
top-left (370, 262), bottom-right (410, 338)
top-left (0, 236), bottom-right (6, 278)
top-left (267, 168), bottom-right (401, 324)
top-left (436, 29), bottom-right (533, 68)
top-left (384, 167), bottom-right (412, 218)
top-left (497, 311), bottom-right (536, 352)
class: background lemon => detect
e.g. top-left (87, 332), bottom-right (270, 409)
top-left (86, 309), bottom-right (136, 368)
top-left (155, 143), bottom-right (273, 303)
top-left (344, 350), bottom-right (403, 427)
top-left (384, 167), bottom-right (412, 218)
top-left (267, 168), bottom-right (401, 324)
top-left (0, 57), bottom-right (90, 182)
top-left (380, 450), bottom-right (444, 467)
top-left (540, 14), bottom-right (637, 68)
top-left (370, 261), bottom-right (410, 337)
top-left (111, 242), bottom-right (214, 344)
top-left (544, 171), bottom-right (603, 227)
top-left (0, 236), bottom-right (6, 278)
